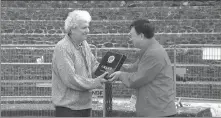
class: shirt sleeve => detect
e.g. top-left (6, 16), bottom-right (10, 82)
top-left (53, 46), bottom-right (102, 91)
top-left (121, 59), bottom-right (139, 72)
top-left (119, 55), bottom-right (164, 88)
top-left (91, 52), bottom-right (99, 74)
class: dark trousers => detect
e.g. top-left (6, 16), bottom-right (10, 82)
top-left (55, 106), bottom-right (91, 117)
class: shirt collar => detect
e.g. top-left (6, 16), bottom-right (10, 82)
top-left (139, 38), bottom-right (160, 58)
top-left (65, 34), bottom-right (83, 50)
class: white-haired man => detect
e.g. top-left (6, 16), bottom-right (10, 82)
top-left (52, 10), bottom-right (107, 117)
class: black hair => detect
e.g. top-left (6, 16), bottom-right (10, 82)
top-left (129, 19), bottom-right (155, 39)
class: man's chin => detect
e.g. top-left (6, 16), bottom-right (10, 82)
top-left (84, 36), bottom-right (89, 40)
top-left (80, 36), bottom-right (87, 40)
top-left (133, 44), bottom-right (138, 48)
top-left (83, 38), bottom-right (87, 41)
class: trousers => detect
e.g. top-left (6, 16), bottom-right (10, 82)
top-left (55, 106), bottom-right (91, 117)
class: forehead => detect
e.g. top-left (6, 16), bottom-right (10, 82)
top-left (77, 20), bottom-right (89, 27)
top-left (129, 27), bottom-right (136, 34)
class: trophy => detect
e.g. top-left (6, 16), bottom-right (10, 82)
top-left (94, 51), bottom-right (127, 79)
top-left (94, 51), bottom-right (127, 117)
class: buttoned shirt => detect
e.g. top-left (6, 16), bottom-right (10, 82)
top-left (120, 41), bottom-right (176, 116)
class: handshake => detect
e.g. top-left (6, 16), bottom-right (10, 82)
top-left (95, 71), bottom-right (122, 84)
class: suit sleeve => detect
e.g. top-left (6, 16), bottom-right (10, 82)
top-left (53, 46), bottom-right (102, 91)
top-left (121, 59), bottom-right (139, 72)
top-left (119, 55), bottom-right (163, 88)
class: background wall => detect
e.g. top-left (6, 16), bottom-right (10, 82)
top-left (1, 1), bottom-right (221, 116)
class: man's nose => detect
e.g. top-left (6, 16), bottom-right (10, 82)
top-left (86, 28), bottom-right (90, 34)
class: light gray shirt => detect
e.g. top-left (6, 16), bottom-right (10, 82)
top-left (52, 35), bottom-right (100, 110)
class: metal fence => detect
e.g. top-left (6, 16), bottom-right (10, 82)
top-left (1, 44), bottom-right (221, 117)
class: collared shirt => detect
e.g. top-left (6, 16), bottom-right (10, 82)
top-left (66, 35), bottom-right (89, 74)
top-left (51, 35), bottom-right (100, 110)
top-left (120, 41), bottom-right (176, 116)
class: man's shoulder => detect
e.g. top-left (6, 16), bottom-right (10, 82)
top-left (55, 38), bottom-right (69, 50)
top-left (146, 47), bottom-right (165, 56)
top-left (145, 47), bottom-right (168, 62)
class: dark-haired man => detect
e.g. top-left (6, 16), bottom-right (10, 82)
top-left (109, 19), bottom-right (176, 117)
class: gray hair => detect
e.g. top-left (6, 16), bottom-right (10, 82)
top-left (64, 10), bottom-right (92, 33)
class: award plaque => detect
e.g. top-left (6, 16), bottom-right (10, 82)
top-left (94, 51), bottom-right (127, 117)
top-left (94, 51), bottom-right (127, 79)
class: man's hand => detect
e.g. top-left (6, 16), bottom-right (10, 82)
top-left (95, 72), bottom-right (108, 84)
top-left (108, 71), bottom-right (122, 82)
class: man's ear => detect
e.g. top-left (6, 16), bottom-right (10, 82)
top-left (68, 28), bottom-right (72, 35)
top-left (140, 33), bottom-right (144, 40)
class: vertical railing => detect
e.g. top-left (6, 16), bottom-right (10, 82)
top-left (0, 11), bottom-right (2, 117)
top-left (173, 44), bottom-right (177, 98)
top-left (174, 44), bottom-right (221, 100)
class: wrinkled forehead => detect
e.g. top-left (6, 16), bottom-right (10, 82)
top-left (77, 19), bottom-right (89, 24)
top-left (76, 20), bottom-right (90, 27)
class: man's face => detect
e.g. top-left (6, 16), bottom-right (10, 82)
top-left (71, 20), bottom-right (90, 42)
top-left (129, 27), bottom-right (142, 48)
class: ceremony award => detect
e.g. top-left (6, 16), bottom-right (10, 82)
top-left (95, 51), bottom-right (127, 78)
top-left (94, 51), bottom-right (127, 117)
